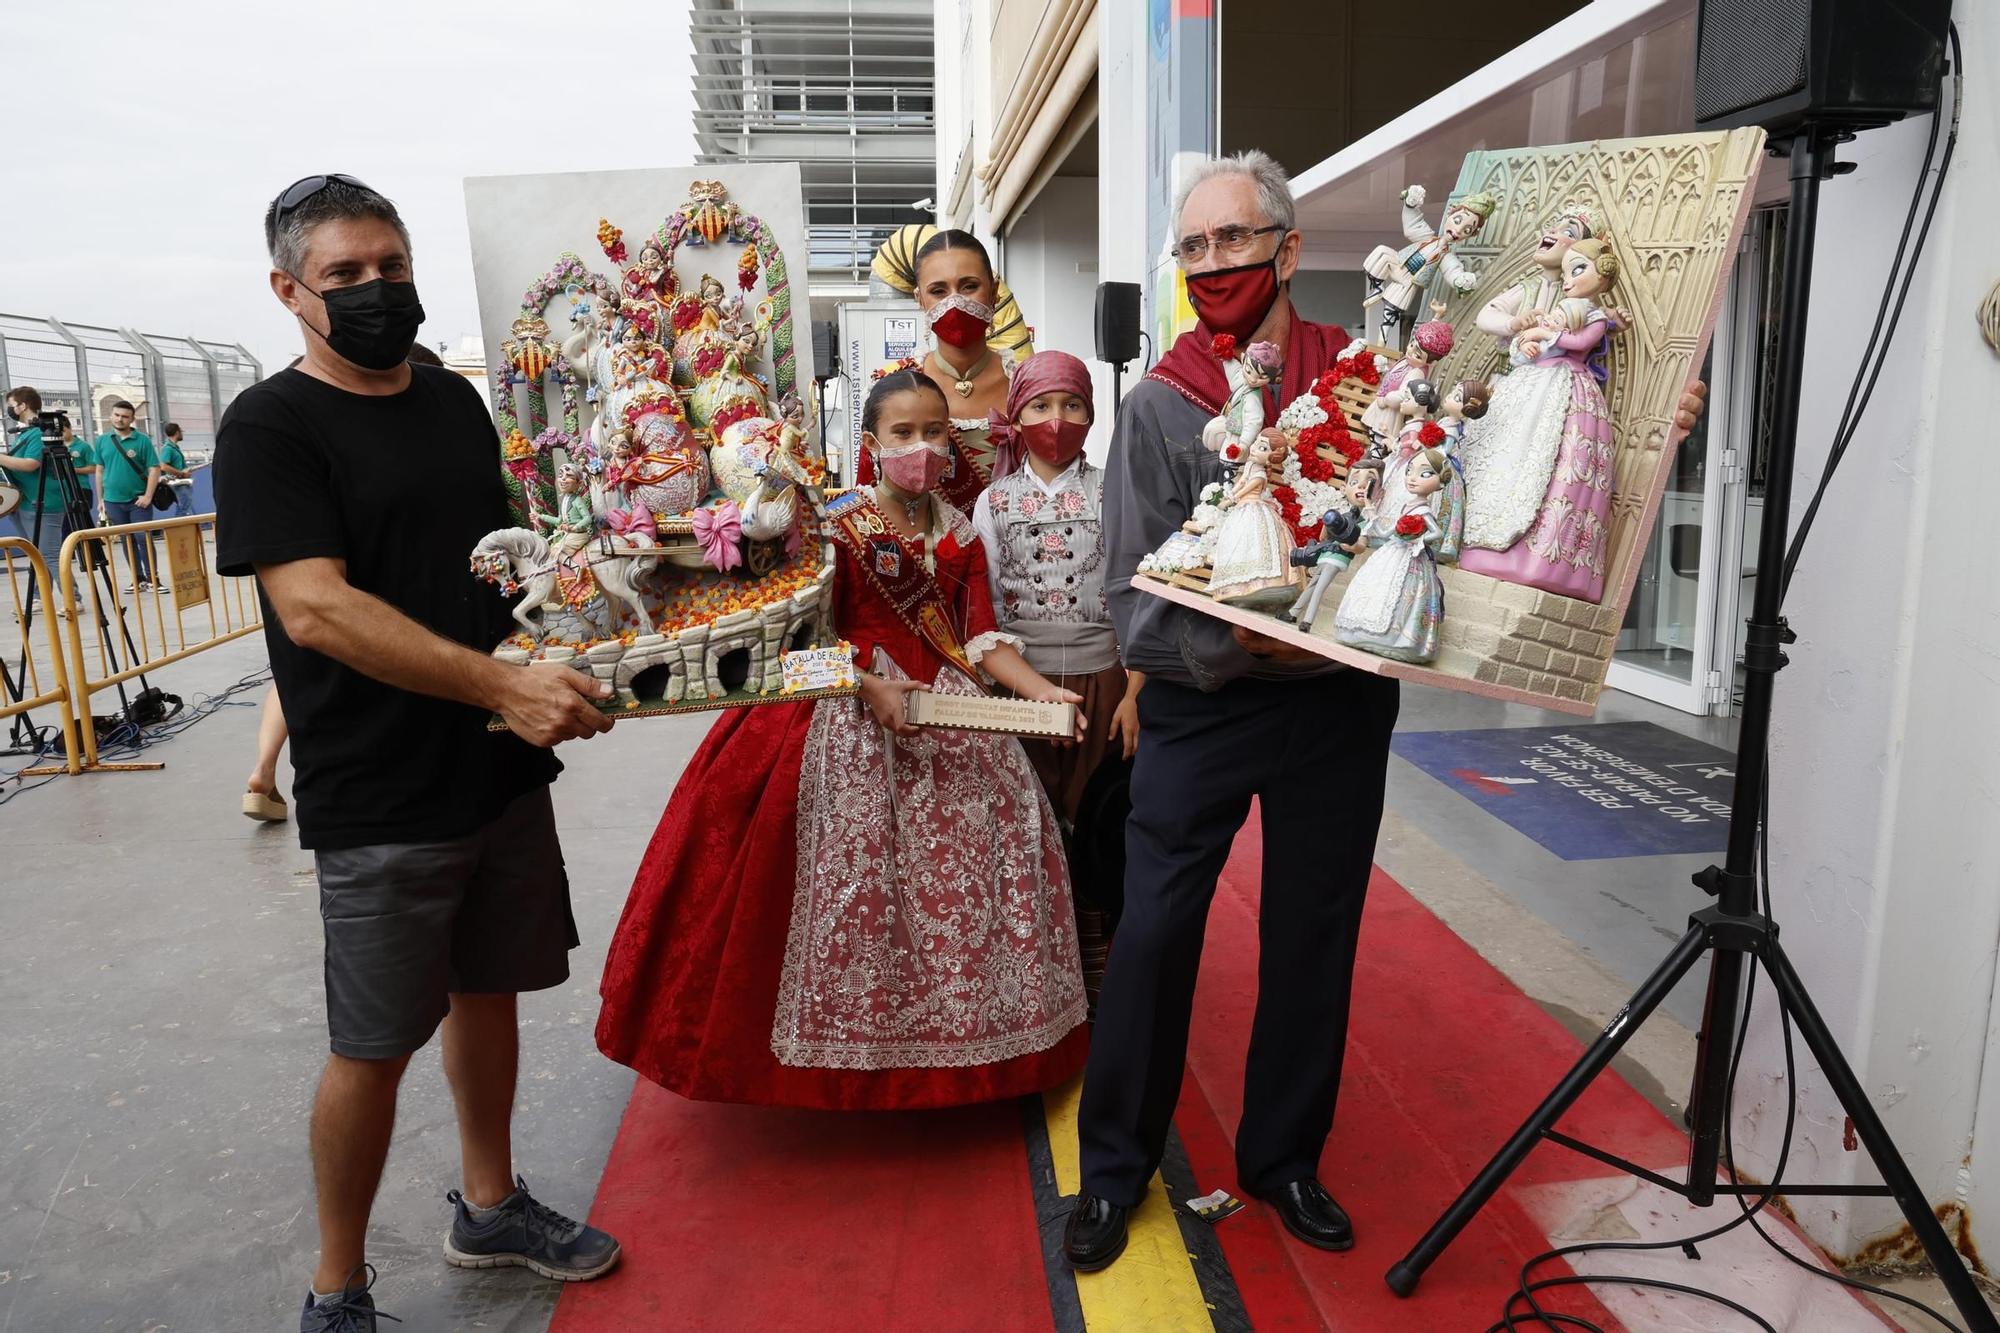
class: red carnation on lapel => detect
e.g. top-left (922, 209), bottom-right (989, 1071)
top-left (1210, 334), bottom-right (1238, 361)
top-left (1417, 421), bottom-right (1446, 447)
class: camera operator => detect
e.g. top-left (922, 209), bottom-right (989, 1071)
top-left (3, 387), bottom-right (73, 577)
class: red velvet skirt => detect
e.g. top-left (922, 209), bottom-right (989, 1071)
top-left (596, 697), bottom-right (1089, 1110)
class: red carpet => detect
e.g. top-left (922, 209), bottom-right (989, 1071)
top-left (555, 809), bottom-right (1742, 1331)
top-left (546, 1095), bottom-right (1052, 1332)
top-left (1172, 810), bottom-right (1689, 1330)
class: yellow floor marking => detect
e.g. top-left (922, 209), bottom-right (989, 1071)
top-left (1042, 1075), bottom-right (1216, 1332)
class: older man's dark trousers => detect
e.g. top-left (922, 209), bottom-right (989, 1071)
top-left (1077, 670), bottom-right (1399, 1206)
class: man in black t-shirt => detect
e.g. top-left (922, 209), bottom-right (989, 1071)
top-left (215, 176), bottom-right (620, 1332)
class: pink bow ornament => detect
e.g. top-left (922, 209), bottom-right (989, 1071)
top-left (691, 500), bottom-right (744, 571)
top-left (604, 506), bottom-right (657, 541)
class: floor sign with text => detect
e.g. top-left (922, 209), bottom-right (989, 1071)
top-left (1391, 722), bottom-right (1735, 860)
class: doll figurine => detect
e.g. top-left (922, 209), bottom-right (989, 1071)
top-left (611, 320), bottom-right (671, 390)
top-left (1203, 434), bottom-right (1297, 609)
top-left (536, 463), bottom-right (597, 562)
top-left (1284, 464), bottom-right (1381, 629)
top-left (1200, 336), bottom-right (1284, 468)
top-left (1510, 297), bottom-right (1599, 367)
top-left (1377, 381), bottom-right (1466, 564)
top-left (1434, 376), bottom-right (1491, 451)
top-left (1362, 185), bottom-right (1496, 340)
top-left (696, 274), bottom-right (729, 330)
top-left (1361, 307), bottom-right (1454, 448)
top-left (1457, 237), bottom-right (1620, 601)
top-left (635, 240), bottom-right (670, 293)
top-left (1473, 206), bottom-right (1631, 346)
top-left (1334, 448), bottom-right (1454, 663)
top-left (603, 431), bottom-right (636, 506)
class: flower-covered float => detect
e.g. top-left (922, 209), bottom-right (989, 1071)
top-left (469, 178), bottom-right (848, 713)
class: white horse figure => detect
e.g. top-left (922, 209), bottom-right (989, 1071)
top-left (470, 527), bottom-right (664, 637)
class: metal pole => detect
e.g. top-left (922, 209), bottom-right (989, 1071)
top-left (0, 326), bottom-right (12, 395)
top-left (44, 319), bottom-right (95, 438)
top-left (1761, 940), bottom-right (2000, 1333)
top-left (1682, 127), bottom-right (1834, 1203)
top-left (1385, 923), bottom-right (1715, 1296)
top-left (231, 342), bottom-right (263, 382)
top-left (119, 328), bottom-right (170, 439)
top-left (185, 337), bottom-right (225, 443)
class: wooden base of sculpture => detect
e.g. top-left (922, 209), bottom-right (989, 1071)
top-left (1136, 563), bottom-right (1608, 718)
top-left (487, 678), bottom-right (857, 732)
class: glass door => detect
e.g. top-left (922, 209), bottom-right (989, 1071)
top-left (1606, 216), bottom-right (1768, 714)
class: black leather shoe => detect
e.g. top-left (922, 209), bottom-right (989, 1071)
top-left (1254, 1178), bottom-right (1354, 1251)
top-left (1063, 1193), bottom-right (1130, 1272)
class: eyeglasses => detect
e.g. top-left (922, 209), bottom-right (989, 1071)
top-left (1172, 223), bottom-right (1287, 264)
top-left (271, 173), bottom-right (372, 220)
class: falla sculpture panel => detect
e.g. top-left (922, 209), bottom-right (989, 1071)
top-left (1135, 128), bottom-right (1767, 716)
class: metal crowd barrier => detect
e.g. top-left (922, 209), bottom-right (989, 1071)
top-left (0, 537), bottom-right (84, 769)
top-left (49, 512), bottom-right (263, 774)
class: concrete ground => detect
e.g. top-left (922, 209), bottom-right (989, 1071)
top-left (1, 632), bottom-right (696, 1331)
top-left (1, 633), bottom-right (1990, 1331)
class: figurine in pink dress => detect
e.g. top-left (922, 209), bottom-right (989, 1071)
top-left (1456, 238), bottom-right (1620, 602)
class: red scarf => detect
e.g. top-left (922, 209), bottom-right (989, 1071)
top-left (1145, 301), bottom-right (1350, 418)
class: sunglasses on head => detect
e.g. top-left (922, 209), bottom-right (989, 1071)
top-left (272, 173), bottom-right (372, 219)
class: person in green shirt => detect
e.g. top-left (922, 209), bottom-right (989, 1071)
top-left (159, 421), bottom-right (194, 516)
top-left (4, 386), bottom-right (61, 568)
top-left (94, 398), bottom-right (162, 590)
top-left (3, 386), bottom-right (101, 618)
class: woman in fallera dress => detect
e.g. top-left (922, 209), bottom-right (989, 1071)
top-left (857, 230), bottom-right (1016, 511)
top-left (596, 370), bottom-right (1091, 1109)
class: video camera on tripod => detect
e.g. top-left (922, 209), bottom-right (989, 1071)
top-left (2, 405), bottom-right (175, 753)
top-left (3, 409), bottom-right (102, 562)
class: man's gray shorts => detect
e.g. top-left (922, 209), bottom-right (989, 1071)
top-left (314, 785), bottom-right (578, 1060)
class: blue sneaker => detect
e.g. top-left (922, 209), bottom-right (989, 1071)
top-left (298, 1264), bottom-right (400, 1331)
top-left (443, 1176), bottom-right (620, 1281)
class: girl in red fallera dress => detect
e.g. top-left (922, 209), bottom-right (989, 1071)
top-left (596, 370), bottom-right (1091, 1109)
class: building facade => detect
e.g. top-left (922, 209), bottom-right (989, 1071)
top-left (942, 0), bottom-right (2000, 1281)
top-left (693, 0), bottom-right (938, 319)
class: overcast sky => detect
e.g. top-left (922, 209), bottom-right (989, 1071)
top-left (6, 0), bottom-right (698, 375)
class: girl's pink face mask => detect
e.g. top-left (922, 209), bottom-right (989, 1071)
top-left (875, 439), bottom-right (954, 495)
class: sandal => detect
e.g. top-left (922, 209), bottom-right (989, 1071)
top-left (242, 787), bottom-right (289, 823)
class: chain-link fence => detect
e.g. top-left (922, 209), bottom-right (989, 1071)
top-left (0, 313), bottom-right (261, 455)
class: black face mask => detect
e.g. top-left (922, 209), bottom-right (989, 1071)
top-left (294, 276), bottom-right (425, 371)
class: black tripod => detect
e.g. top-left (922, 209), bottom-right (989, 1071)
top-left (1383, 125), bottom-right (1998, 1333)
top-left (6, 435), bottom-right (149, 752)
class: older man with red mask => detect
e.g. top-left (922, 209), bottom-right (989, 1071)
top-left (1066, 150), bottom-right (1707, 1270)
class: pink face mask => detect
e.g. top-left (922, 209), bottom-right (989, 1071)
top-left (875, 439), bottom-right (953, 495)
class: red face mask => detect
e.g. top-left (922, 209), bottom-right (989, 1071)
top-left (1021, 418), bottom-right (1088, 468)
top-left (1185, 255), bottom-right (1283, 342)
top-left (927, 293), bottom-right (994, 349)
